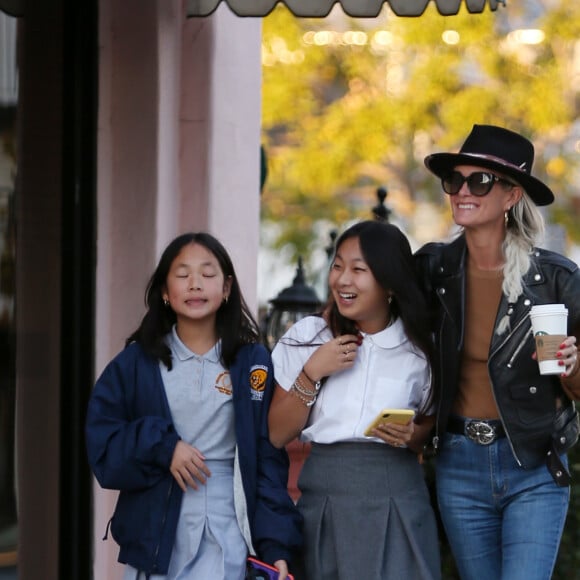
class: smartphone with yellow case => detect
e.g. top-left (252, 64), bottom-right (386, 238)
top-left (364, 409), bottom-right (415, 437)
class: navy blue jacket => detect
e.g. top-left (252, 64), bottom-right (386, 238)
top-left (86, 341), bottom-right (302, 576)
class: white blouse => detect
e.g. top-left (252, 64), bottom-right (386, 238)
top-left (271, 315), bottom-right (432, 444)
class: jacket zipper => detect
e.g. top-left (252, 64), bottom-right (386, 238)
top-left (151, 480), bottom-right (174, 573)
top-left (506, 332), bottom-right (529, 369)
top-left (432, 285), bottom-right (460, 452)
top-left (492, 313), bottom-right (531, 368)
top-left (487, 314), bottom-right (531, 467)
top-left (432, 280), bottom-right (464, 452)
top-left (432, 313), bottom-right (448, 452)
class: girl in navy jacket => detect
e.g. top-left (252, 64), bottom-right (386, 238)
top-left (86, 232), bottom-right (302, 579)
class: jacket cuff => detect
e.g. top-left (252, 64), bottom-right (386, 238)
top-left (257, 540), bottom-right (292, 568)
top-left (154, 431), bottom-right (180, 468)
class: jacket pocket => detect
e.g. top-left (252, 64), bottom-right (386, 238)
top-left (509, 383), bottom-right (554, 426)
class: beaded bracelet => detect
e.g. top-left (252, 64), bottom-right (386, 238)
top-left (290, 383), bottom-right (317, 407)
top-left (293, 377), bottom-right (317, 398)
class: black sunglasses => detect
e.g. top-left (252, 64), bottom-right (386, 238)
top-left (442, 171), bottom-right (515, 197)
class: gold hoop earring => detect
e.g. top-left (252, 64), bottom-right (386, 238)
top-left (504, 210), bottom-right (509, 228)
top-left (224, 296), bottom-right (229, 304)
top-left (163, 298), bottom-right (169, 307)
top-left (387, 295), bottom-right (393, 304)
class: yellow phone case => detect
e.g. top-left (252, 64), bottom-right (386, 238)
top-left (364, 409), bottom-right (415, 437)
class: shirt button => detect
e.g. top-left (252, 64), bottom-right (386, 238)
top-left (438, 266), bottom-right (444, 273)
top-left (560, 436), bottom-right (567, 445)
top-left (534, 274), bottom-right (541, 281)
top-left (529, 386), bottom-right (537, 394)
top-left (524, 299), bottom-right (531, 306)
top-left (437, 288), bottom-right (446, 295)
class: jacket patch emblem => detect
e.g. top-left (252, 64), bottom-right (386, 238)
top-left (250, 365), bottom-right (267, 401)
top-left (214, 371), bottom-right (233, 395)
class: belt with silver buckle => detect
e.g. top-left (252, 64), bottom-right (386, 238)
top-left (447, 416), bottom-right (505, 446)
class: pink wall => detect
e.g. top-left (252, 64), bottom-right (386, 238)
top-left (93, 1), bottom-right (262, 577)
top-left (180, 7), bottom-right (262, 311)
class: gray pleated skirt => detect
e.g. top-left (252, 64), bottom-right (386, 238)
top-left (295, 442), bottom-right (441, 580)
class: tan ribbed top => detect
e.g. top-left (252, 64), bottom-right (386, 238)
top-left (453, 261), bottom-right (503, 419)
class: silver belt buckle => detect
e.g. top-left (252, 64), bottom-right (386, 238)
top-left (465, 421), bottom-right (497, 445)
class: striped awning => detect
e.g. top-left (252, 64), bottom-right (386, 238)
top-left (0, 0), bottom-right (503, 19)
top-left (186, 0), bottom-right (503, 18)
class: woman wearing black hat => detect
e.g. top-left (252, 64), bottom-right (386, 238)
top-left (416, 124), bottom-right (580, 580)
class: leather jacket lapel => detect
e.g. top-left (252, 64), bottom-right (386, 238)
top-left (489, 255), bottom-right (544, 353)
top-left (434, 236), bottom-right (467, 349)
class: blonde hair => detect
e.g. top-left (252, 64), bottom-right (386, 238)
top-left (496, 191), bottom-right (545, 335)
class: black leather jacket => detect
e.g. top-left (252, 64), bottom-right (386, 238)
top-left (416, 235), bottom-right (580, 472)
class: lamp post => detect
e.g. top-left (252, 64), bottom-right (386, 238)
top-left (325, 229), bottom-right (338, 261)
top-left (372, 186), bottom-right (392, 223)
top-left (263, 258), bottom-right (320, 502)
top-left (264, 257), bottom-right (321, 351)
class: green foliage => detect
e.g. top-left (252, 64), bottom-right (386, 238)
top-left (261, 2), bottom-right (580, 260)
top-left (262, 7), bottom-right (580, 574)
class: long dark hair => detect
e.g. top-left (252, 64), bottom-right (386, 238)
top-left (126, 232), bottom-right (260, 369)
top-left (326, 220), bottom-right (437, 414)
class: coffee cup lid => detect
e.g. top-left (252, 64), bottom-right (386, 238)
top-left (530, 304), bottom-right (568, 316)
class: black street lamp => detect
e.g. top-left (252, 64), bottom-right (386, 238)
top-left (264, 257), bottom-right (322, 350)
top-left (372, 186), bottom-right (391, 223)
top-left (325, 229), bottom-right (338, 261)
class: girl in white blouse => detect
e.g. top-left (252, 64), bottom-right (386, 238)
top-left (269, 220), bottom-right (441, 580)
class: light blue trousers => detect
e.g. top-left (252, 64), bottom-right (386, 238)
top-left (436, 431), bottom-right (569, 580)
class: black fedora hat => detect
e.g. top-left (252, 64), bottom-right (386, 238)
top-left (424, 124), bottom-right (554, 206)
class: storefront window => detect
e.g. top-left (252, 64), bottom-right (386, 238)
top-left (0, 10), bottom-right (18, 578)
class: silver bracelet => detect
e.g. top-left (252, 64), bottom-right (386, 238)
top-left (290, 383), bottom-right (317, 407)
top-left (293, 376), bottom-right (318, 397)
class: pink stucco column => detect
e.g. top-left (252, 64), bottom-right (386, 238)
top-left (93, 1), bottom-right (261, 578)
top-left (180, 4), bottom-right (262, 312)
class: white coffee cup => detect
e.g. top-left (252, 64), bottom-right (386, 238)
top-left (529, 304), bottom-right (568, 375)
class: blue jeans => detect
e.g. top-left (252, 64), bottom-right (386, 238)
top-left (436, 431), bottom-right (569, 580)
